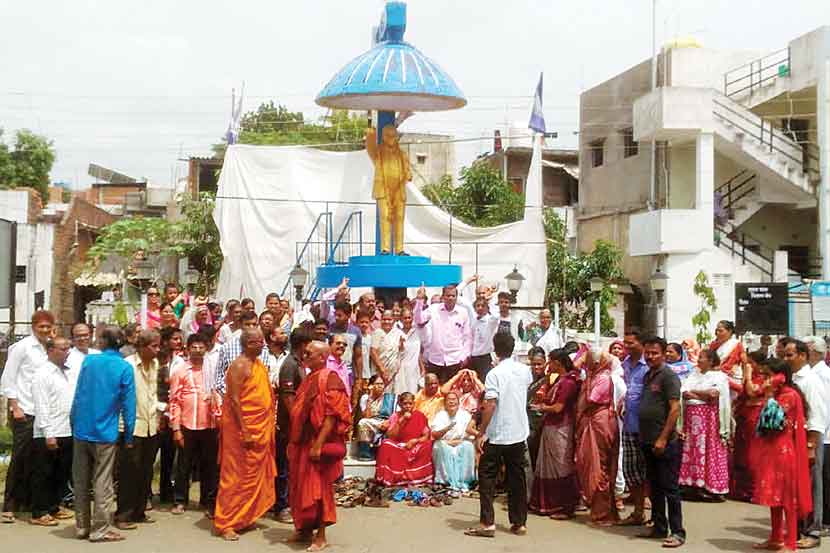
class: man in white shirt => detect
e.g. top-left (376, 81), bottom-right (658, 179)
top-left (467, 333), bottom-right (532, 538)
top-left (66, 323), bottom-right (100, 373)
top-left (30, 336), bottom-right (76, 526)
top-left (468, 298), bottom-right (499, 381)
top-left (1, 310), bottom-right (54, 523)
top-left (217, 300), bottom-right (242, 345)
top-left (785, 339), bottom-right (829, 548)
top-left (803, 335), bottom-right (830, 536)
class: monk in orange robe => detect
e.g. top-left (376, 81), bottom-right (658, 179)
top-left (288, 341), bottom-right (352, 552)
top-left (213, 328), bottom-right (276, 541)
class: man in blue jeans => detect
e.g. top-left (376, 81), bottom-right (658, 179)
top-left (638, 336), bottom-right (685, 548)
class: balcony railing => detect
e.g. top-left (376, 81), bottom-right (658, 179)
top-left (724, 47), bottom-right (790, 98)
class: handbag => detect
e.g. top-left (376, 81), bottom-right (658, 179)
top-left (320, 441), bottom-right (347, 461)
top-left (756, 397), bottom-right (786, 436)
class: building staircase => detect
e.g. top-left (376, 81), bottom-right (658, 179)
top-left (712, 92), bottom-right (817, 200)
top-left (713, 47), bottom-right (824, 280)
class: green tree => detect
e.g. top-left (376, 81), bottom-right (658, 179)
top-left (692, 270), bottom-right (718, 345)
top-left (543, 208), bottom-right (624, 334)
top-left (422, 164), bottom-right (523, 227)
top-left (172, 192), bottom-right (223, 294)
top-left (0, 128), bottom-right (56, 201)
top-left (422, 171), bottom-right (624, 333)
top-left (86, 193), bottom-right (222, 296)
top-left (86, 216), bottom-right (178, 273)
top-left (212, 101), bottom-right (367, 157)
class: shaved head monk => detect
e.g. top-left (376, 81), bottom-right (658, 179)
top-left (288, 340), bottom-right (352, 551)
top-left (213, 328), bottom-right (276, 541)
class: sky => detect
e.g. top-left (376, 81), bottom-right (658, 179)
top-left (1, 0), bottom-right (829, 189)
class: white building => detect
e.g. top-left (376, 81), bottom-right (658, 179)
top-left (0, 189), bottom-right (54, 333)
top-left (578, 27), bottom-right (830, 338)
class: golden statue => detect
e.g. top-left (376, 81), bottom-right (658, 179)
top-left (366, 126), bottom-right (411, 255)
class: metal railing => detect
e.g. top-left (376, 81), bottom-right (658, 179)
top-left (326, 211), bottom-right (363, 264)
top-left (724, 47), bottom-right (790, 98)
top-left (280, 211), bottom-right (332, 298)
top-left (715, 170), bottom-right (757, 214)
top-left (713, 97), bottom-right (820, 180)
top-left (716, 223), bottom-right (822, 280)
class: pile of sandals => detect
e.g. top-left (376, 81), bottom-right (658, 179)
top-left (334, 477), bottom-right (467, 509)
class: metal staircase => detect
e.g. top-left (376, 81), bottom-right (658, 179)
top-left (280, 210), bottom-right (365, 301)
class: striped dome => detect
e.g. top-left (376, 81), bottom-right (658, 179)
top-left (316, 40), bottom-right (466, 112)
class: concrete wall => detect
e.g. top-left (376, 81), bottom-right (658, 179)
top-left (401, 133), bottom-right (455, 188)
top-left (739, 204), bottom-right (818, 259)
top-left (664, 248), bottom-right (765, 341)
top-left (789, 26), bottom-right (830, 92)
top-left (580, 59), bottom-right (653, 213)
top-left (49, 199), bottom-right (117, 328)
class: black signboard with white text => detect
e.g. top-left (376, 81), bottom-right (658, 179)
top-left (734, 282), bottom-right (789, 335)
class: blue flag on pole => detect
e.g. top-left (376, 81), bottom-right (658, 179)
top-left (225, 84), bottom-right (245, 145)
top-left (528, 72), bottom-right (545, 134)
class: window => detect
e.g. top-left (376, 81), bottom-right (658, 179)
top-left (589, 139), bottom-right (605, 167)
top-left (416, 153), bottom-right (427, 165)
top-left (622, 128), bottom-right (638, 157)
top-left (15, 265), bottom-right (26, 283)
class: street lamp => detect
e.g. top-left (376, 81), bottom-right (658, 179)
top-left (183, 268), bottom-right (200, 291)
top-left (290, 264), bottom-right (309, 302)
top-left (504, 266), bottom-right (526, 304)
top-left (588, 276), bottom-right (604, 348)
top-left (132, 259), bottom-right (155, 330)
top-left (650, 268), bottom-right (669, 338)
top-left (133, 259), bottom-right (155, 285)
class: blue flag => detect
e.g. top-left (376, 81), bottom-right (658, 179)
top-left (528, 73), bottom-right (545, 134)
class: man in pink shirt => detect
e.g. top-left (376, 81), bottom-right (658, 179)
top-left (413, 284), bottom-right (472, 384)
top-left (170, 333), bottom-right (219, 517)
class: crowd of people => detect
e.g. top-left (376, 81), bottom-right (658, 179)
top-left (1, 278), bottom-right (828, 551)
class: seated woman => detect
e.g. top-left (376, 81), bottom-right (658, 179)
top-left (440, 369), bottom-right (484, 415)
top-left (430, 392), bottom-right (477, 491)
top-left (355, 375), bottom-right (389, 461)
top-left (678, 349), bottom-right (731, 500)
top-left (374, 392), bottom-right (433, 486)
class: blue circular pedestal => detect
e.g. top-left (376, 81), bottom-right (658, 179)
top-left (316, 255), bottom-right (462, 288)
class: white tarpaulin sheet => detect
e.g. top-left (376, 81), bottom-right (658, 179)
top-left (213, 139), bottom-right (547, 306)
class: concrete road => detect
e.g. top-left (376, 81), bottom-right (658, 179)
top-left (0, 497), bottom-right (775, 553)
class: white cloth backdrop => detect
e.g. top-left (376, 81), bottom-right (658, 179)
top-left (213, 138), bottom-right (547, 306)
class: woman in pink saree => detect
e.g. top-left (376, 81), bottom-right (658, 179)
top-left (575, 350), bottom-right (619, 526)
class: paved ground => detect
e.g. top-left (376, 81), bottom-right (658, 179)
top-left (0, 494), bottom-right (780, 553)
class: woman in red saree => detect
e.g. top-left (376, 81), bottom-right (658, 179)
top-left (375, 392), bottom-right (434, 486)
top-left (574, 350), bottom-right (619, 526)
top-left (709, 320), bottom-right (745, 396)
top-left (730, 351), bottom-right (767, 501)
top-left (750, 358), bottom-right (812, 553)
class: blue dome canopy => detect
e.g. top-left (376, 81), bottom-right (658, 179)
top-left (316, 3), bottom-right (466, 112)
